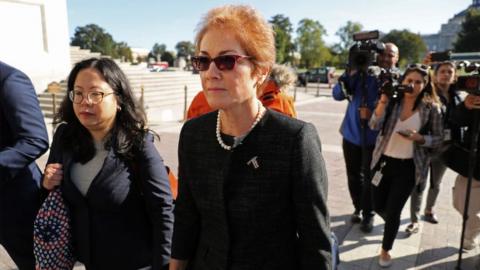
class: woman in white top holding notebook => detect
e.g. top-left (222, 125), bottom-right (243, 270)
top-left (368, 64), bottom-right (443, 268)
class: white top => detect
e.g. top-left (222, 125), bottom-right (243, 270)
top-left (384, 111), bottom-right (421, 159)
top-left (70, 140), bottom-right (108, 196)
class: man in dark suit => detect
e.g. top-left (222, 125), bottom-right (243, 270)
top-left (0, 61), bottom-right (49, 269)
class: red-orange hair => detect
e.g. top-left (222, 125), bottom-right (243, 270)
top-left (194, 5), bottom-right (275, 76)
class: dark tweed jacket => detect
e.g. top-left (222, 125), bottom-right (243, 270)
top-left (171, 109), bottom-right (332, 270)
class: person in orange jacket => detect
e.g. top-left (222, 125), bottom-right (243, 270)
top-left (186, 63), bottom-right (297, 120)
top-left (186, 88), bottom-right (212, 120)
top-left (258, 63), bottom-right (297, 118)
top-left (166, 166), bottom-right (178, 200)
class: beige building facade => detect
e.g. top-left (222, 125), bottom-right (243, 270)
top-left (0, 0), bottom-right (70, 93)
top-left (422, 0), bottom-right (480, 52)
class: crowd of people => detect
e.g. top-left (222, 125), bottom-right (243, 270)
top-left (332, 40), bottom-right (479, 267)
top-left (0, 3), bottom-right (479, 270)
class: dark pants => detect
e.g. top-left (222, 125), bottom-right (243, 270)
top-left (2, 236), bottom-right (36, 270)
top-left (410, 156), bottom-right (448, 222)
top-left (372, 156), bottom-right (416, 251)
top-left (0, 182), bottom-right (40, 270)
top-left (331, 232), bottom-right (340, 269)
top-left (342, 139), bottom-right (374, 219)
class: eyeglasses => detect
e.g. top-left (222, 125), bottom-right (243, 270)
top-left (406, 63), bottom-right (430, 74)
top-left (68, 90), bottom-right (115, 104)
top-left (191, 55), bottom-right (251, 71)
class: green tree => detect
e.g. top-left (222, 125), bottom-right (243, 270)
top-left (116, 42), bottom-right (133, 62)
top-left (152, 43), bottom-right (167, 56)
top-left (150, 43), bottom-right (166, 61)
top-left (149, 43), bottom-right (167, 62)
top-left (175, 41), bottom-right (194, 58)
top-left (161, 51), bottom-right (175, 66)
top-left (335, 21), bottom-right (363, 65)
top-left (326, 46), bottom-right (342, 67)
top-left (71, 24), bottom-right (117, 57)
top-left (381, 29), bottom-right (427, 67)
top-left (269, 14), bottom-right (294, 64)
top-left (70, 23), bottom-right (134, 62)
top-left (296, 19), bottom-right (331, 68)
top-left (454, 9), bottom-right (480, 52)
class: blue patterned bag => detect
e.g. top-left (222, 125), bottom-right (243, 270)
top-left (33, 188), bottom-right (75, 270)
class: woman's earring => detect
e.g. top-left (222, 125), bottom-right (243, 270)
top-left (117, 105), bottom-right (122, 111)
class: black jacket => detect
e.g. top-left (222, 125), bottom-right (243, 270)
top-left (439, 85), bottom-right (463, 141)
top-left (446, 101), bottom-right (480, 180)
top-left (171, 109), bottom-right (332, 270)
top-left (46, 124), bottom-right (174, 270)
top-left (0, 61), bottom-right (48, 248)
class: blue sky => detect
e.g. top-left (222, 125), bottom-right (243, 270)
top-left (67, 0), bottom-right (472, 51)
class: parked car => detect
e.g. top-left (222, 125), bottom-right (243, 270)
top-left (148, 61), bottom-right (169, 72)
top-left (297, 67), bottom-right (335, 86)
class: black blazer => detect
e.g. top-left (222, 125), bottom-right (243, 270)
top-left (0, 61), bottom-right (48, 241)
top-left (446, 101), bottom-right (480, 180)
top-left (172, 109), bottom-right (332, 270)
top-left (46, 124), bottom-right (174, 270)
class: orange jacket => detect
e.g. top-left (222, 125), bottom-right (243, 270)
top-left (186, 91), bottom-right (213, 120)
top-left (258, 80), bottom-right (297, 118)
top-left (165, 166), bottom-right (178, 200)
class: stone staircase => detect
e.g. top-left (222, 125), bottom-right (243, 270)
top-left (70, 46), bottom-right (102, 65)
top-left (38, 47), bottom-right (202, 122)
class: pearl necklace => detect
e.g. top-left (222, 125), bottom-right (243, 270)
top-left (216, 102), bottom-right (265, 151)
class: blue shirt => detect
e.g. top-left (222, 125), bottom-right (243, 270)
top-left (332, 73), bottom-right (379, 146)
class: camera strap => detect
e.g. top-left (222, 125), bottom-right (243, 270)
top-left (380, 101), bottom-right (397, 136)
top-left (360, 72), bottom-right (368, 107)
top-left (339, 80), bottom-right (352, 102)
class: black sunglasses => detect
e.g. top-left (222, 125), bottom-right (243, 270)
top-left (191, 55), bottom-right (251, 71)
top-left (406, 63), bottom-right (430, 74)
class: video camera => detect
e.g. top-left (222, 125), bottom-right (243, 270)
top-left (378, 68), bottom-right (413, 99)
top-left (348, 30), bottom-right (385, 72)
top-left (430, 50), bottom-right (452, 62)
top-left (456, 61), bottom-right (480, 95)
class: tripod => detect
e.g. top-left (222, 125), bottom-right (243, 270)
top-left (339, 69), bottom-right (375, 223)
top-left (456, 107), bottom-right (480, 270)
top-left (358, 70), bottom-right (374, 222)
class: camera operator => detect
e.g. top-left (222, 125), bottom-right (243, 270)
top-left (369, 64), bottom-right (443, 267)
top-left (377, 43), bottom-right (400, 71)
top-left (407, 60), bottom-right (463, 234)
top-left (448, 94), bottom-right (480, 250)
top-left (332, 42), bottom-right (399, 233)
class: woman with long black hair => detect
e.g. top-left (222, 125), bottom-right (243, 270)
top-left (42, 58), bottom-right (174, 270)
top-left (369, 64), bottom-right (443, 267)
top-left (408, 61), bottom-right (463, 231)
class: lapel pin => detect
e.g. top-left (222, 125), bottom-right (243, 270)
top-left (247, 156), bottom-right (260, 169)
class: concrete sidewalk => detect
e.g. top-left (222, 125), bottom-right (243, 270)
top-left (336, 168), bottom-right (479, 270)
top-left (298, 99), bottom-right (480, 270)
top-left (1, 84), bottom-right (479, 269)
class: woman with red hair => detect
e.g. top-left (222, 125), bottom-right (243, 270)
top-left (170, 5), bottom-right (331, 270)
